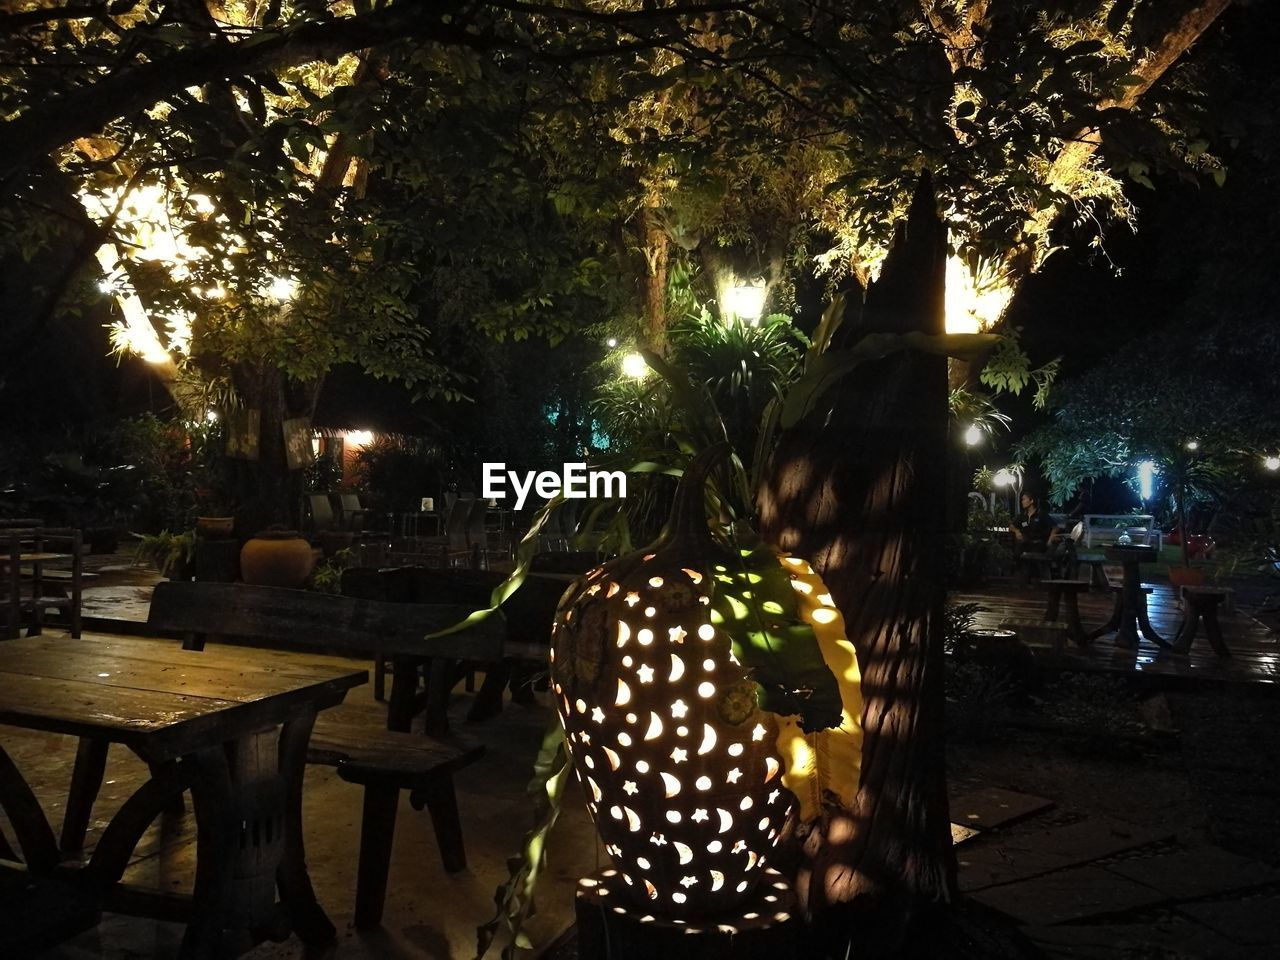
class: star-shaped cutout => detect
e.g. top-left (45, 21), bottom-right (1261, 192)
top-left (726, 768), bottom-right (742, 784)
top-left (625, 592), bottom-right (641, 607)
top-left (752, 723), bottom-right (767, 742)
top-left (732, 840), bottom-right (748, 854)
top-left (691, 809), bottom-right (709, 823)
top-left (623, 781), bottom-right (638, 795)
top-left (591, 706), bottom-right (605, 723)
top-left (671, 699), bottom-right (689, 719)
top-left (636, 664), bottom-right (655, 684)
top-left (649, 833), bottom-right (667, 846)
top-left (680, 876), bottom-right (698, 888)
top-left (668, 626), bottom-right (687, 644)
top-left (578, 732), bottom-right (591, 744)
top-left (670, 747), bottom-right (688, 764)
top-left (768, 789), bottom-right (781, 805)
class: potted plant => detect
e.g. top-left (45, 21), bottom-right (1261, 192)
top-left (133, 529), bottom-right (196, 579)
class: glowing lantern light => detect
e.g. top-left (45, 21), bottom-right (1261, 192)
top-left (552, 447), bottom-right (796, 918)
top-left (1265, 456), bottom-right (1279, 472)
top-left (723, 279), bottom-right (767, 325)
top-left (621, 352), bottom-right (649, 379)
top-left (992, 468), bottom-right (1015, 488)
top-left (963, 423), bottom-right (982, 446)
top-left (1185, 440), bottom-right (1200, 451)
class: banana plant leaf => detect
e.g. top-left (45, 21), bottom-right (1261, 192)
top-left (709, 541), bottom-right (843, 732)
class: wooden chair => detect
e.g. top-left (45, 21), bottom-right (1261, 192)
top-left (306, 493), bottom-right (340, 533)
top-left (1, 527), bottom-right (83, 639)
top-left (338, 493), bottom-right (373, 534)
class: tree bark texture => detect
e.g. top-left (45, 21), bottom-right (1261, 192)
top-left (231, 364), bottom-right (321, 535)
top-left (758, 176), bottom-right (955, 950)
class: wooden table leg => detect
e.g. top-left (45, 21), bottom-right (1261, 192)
top-left (1203, 601), bottom-right (1231, 657)
top-left (387, 657), bottom-right (419, 732)
top-left (1087, 588), bottom-right (1124, 642)
top-left (1044, 584), bottom-right (1062, 622)
top-left (0, 742), bottom-right (59, 874)
top-left (1063, 590), bottom-right (1088, 647)
top-left (180, 746), bottom-right (236, 960)
top-left (424, 657), bottom-right (455, 737)
top-left (83, 760), bottom-right (193, 890)
top-left (277, 711), bottom-right (337, 946)
top-left (61, 737), bottom-right (109, 854)
top-left (1136, 593), bottom-right (1167, 647)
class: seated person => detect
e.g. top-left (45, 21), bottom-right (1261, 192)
top-left (1010, 492), bottom-right (1061, 577)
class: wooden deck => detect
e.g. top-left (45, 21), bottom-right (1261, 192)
top-left (951, 579), bottom-right (1280, 687)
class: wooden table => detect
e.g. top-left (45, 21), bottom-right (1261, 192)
top-left (0, 634), bottom-right (366, 958)
top-left (1087, 545), bottom-right (1167, 648)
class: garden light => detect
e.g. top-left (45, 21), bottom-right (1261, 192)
top-left (1138, 461), bottom-right (1156, 500)
top-left (621, 352), bottom-right (649, 379)
top-left (992, 469), bottom-right (1015, 487)
top-left (724, 280), bottom-right (767, 325)
top-left (1265, 456), bottom-right (1280, 472)
top-left (1185, 440), bottom-right (1199, 451)
top-left (345, 430), bottom-right (373, 448)
top-left (963, 424), bottom-right (982, 446)
top-left (606, 337), bottom-right (618, 348)
top-left (265, 276), bottom-right (298, 302)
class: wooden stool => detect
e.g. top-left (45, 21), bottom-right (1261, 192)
top-left (1073, 552), bottom-right (1110, 588)
top-left (1174, 586), bottom-right (1232, 657)
top-left (575, 868), bottom-right (799, 960)
top-left (1041, 579), bottom-right (1091, 647)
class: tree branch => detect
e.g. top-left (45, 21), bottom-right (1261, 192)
top-left (1025, 0), bottom-right (1232, 242)
top-left (0, 1), bottom-right (738, 187)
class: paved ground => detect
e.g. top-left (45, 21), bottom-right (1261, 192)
top-left (8, 559), bottom-right (1280, 958)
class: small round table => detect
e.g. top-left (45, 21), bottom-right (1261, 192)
top-left (1087, 545), bottom-right (1168, 648)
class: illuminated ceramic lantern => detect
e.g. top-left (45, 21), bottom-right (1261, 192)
top-left (551, 453), bottom-right (793, 918)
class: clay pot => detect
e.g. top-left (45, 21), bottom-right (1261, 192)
top-left (240, 529), bottom-right (315, 588)
top-left (195, 516), bottom-right (235, 539)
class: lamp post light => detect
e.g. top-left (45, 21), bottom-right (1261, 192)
top-left (723, 279), bottom-right (767, 326)
top-left (1137, 460), bottom-right (1156, 502)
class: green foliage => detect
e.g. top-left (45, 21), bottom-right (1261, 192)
top-left (1016, 314), bottom-right (1280, 508)
top-left (979, 328), bottom-right (1060, 409)
top-left (132, 529), bottom-right (195, 578)
top-left (309, 548), bottom-right (355, 595)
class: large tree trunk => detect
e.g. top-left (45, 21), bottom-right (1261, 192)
top-left (230, 364), bottom-right (322, 535)
top-left (758, 175), bottom-right (954, 956)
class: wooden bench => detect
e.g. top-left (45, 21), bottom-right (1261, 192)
top-left (64, 581), bottom-right (516, 928)
top-left (1040, 579), bottom-right (1091, 647)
